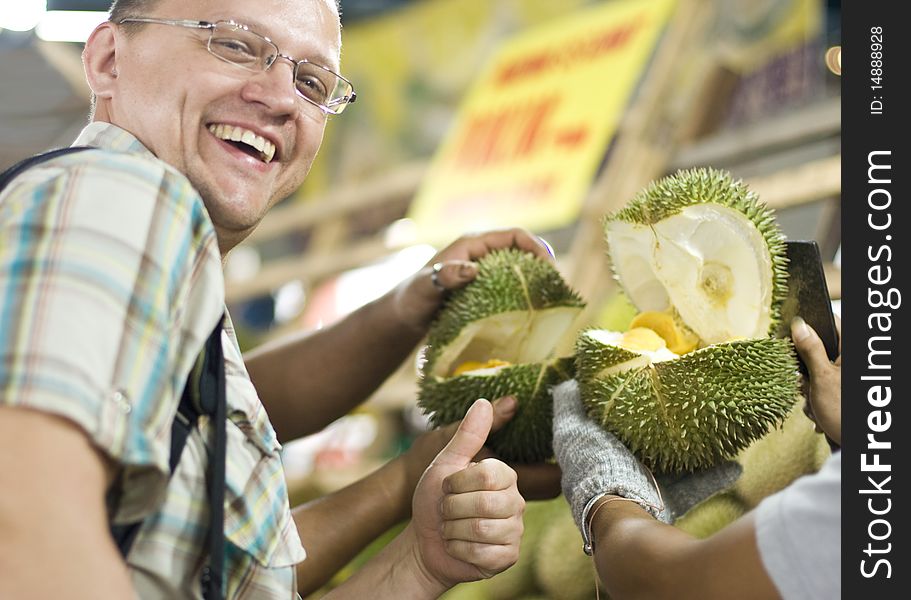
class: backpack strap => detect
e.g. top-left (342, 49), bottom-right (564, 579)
top-left (200, 317), bottom-right (227, 600)
top-left (110, 318), bottom-right (227, 600)
top-left (0, 146), bottom-right (93, 192)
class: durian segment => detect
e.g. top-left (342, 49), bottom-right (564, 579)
top-left (423, 248), bottom-right (585, 378)
top-left (620, 327), bottom-right (667, 352)
top-left (575, 329), bottom-right (677, 381)
top-left (577, 336), bottom-right (800, 473)
top-left (420, 359), bottom-right (574, 463)
top-left (605, 168), bottom-right (788, 343)
top-left (453, 359), bottom-right (512, 376)
top-left (629, 310), bottom-right (700, 354)
top-left (430, 308), bottom-right (581, 378)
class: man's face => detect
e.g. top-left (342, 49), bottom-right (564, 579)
top-left (108, 0), bottom-right (341, 252)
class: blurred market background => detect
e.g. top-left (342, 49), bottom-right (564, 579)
top-left (1, 1), bottom-right (841, 597)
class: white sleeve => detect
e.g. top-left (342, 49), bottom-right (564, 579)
top-left (754, 450), bottom-right (841, 600)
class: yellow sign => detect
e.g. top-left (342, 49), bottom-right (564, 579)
top-left (409, 0), bottom-right (676, 245)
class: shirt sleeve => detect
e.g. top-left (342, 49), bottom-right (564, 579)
top-left (0, 150), bottom-right (224, 522)
top-left (754, 450), bottom-right (841, 600)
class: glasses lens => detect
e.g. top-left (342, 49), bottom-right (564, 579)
top-left (295, 62), bottom-right (353, 114)
top-left (209, 22), bottom-right (275, 70)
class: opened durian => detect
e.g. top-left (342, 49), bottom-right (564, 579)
top-left (419, 248), bottom-right (585, 463)
top-left (578, 168), bottom-right (800, 473)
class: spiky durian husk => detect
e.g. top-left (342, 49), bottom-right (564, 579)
top-left (604, 167), bottom-right (789, 337)
top-left (420, 358), bottom-right (574, 463)
top-left (579, 338), bottom-right (800, 473)
top-left (422, 248), bottom-right (585, 376)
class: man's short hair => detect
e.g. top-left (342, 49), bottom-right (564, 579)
top-left (109, 0), bottom-right (159, 22)
top-left (109, 0), bottom-right (343, 22)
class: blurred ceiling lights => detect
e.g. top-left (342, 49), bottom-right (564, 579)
top-left (1, 0), bottom-right (420, 42)
top-left (0, 0), bottom-right (49, 32)
top-left (37, 11), bottom-right (108, 42)
top-left (0, 0), bottom-right (107, 42)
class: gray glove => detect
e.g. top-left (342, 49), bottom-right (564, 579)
top-left (552, 380), bottom-right (741, 548)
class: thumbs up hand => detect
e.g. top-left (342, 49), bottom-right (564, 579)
top-left (411, 399), bottom-right (525, 588)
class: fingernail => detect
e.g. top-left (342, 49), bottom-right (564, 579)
top-left (791, 317), bottom-right (810, 342)
top-left (442, 479), bottom-right (451, 494)
top-left (493, 396), bottom-right (517, 415)
top-left (466, 398), bottom-right (487, 415)
top-left (459, 262), bottom-right (478, 279)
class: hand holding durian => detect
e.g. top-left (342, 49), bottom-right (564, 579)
top-left (551, 380), bottom-right (741, 550)
top-left (578, 168), bottom-right (801, 474)
top-left (552, 317), bottom-right (841, 600)
top-left (419, 168), bottom-right (800, 473)
top-left (418, 248), bottom-right (585, 464)
top-left (550, 169), bottom-right (841, 599)
top-left (792, 315), bottom-right (841, 446)
top-left (392, 228), bottom-right (554, 333)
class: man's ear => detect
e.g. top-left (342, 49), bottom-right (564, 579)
top-left (82, 22), bottom-right (120, 101)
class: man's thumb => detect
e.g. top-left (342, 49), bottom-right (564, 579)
top-left (433, 399), bottom-right (493, 468)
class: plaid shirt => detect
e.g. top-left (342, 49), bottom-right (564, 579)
top-left (0, 122), bottom-right (306, 599)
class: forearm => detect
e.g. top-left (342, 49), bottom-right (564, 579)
top-left (590, 499), bottom-right (778, 600)
top-left (320, 524), bottom-right (446, 600)
top-left (293, 454), bottom-right (415, 596)
top-left (246, 289), bottom-right (424, 442)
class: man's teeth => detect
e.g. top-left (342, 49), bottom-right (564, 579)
top-left (208, 124), bottom-right (276, 163)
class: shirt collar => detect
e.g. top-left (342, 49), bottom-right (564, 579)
top-left (72, 121), bottom-right (157, 160)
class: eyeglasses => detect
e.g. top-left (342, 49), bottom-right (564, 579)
top-left (117, 17), bottom-right (357, 115)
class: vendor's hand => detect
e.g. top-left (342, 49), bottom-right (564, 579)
top-left (791, 316), bottom-right (841, 446)
top-left (392, 228), bottom-right (554, 333)
top-left (411, 399), bottom-right (524, 587)
top-left (405, 396), bottom-right (561, 502)
top-left (552, 380), bottom-right (668, 529)
top-left (552, 380), bottom-right (742, 533)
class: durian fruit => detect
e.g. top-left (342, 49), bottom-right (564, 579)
top-left (628, 310), bottom-right (699, 354)
top-left (577, 329), bottom-right (798, 473)
top-left (534, 502), bottom-right (604, 600)
top-left (482, 498), bottom-right (563, 599)
top-left (419, 248), bottom-right (585, 462)
top-left (734, 400), bottom-right (831, 508)
top-left (578, 168), bottom-right (801, 473)
top-left (605, 168), bottom-right (789, 343)
top-left (813, 431), bottom-right (834, 471)
top-left (674, 492), bottom-right (747, 539)
top-left (438, 580), bottom-right (491, 600)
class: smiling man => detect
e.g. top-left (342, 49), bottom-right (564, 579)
top-left (0, 0), bottom-right (556, 598)
top-left (97, 1), bottom-right (343, 254)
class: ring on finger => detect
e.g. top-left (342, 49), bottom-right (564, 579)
top-left (431, 262), bottom-right (446, 293)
